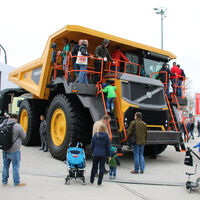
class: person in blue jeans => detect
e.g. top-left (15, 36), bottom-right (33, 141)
top-left (2, 114), bottom-right (26, 186)
top-left (127, 112), bottom-right (147, 174)
top-left (76, 40), bottom-right (91, 84)
top-left (197, 120), bottom-right (200, 137)
top-left (108, 146), bottom-right (120, 180)
top-left (189, 120), bottom-right (195, 140)
top-left (103, 82), bottom-right (117, 113)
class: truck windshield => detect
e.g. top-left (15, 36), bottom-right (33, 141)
top-left (143, 58), bottom-right (163, 78)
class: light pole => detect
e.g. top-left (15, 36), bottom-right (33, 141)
top-left (154, 7), bottom-right (167, 50)
top-left (0, 44), bottom-right (7, 64)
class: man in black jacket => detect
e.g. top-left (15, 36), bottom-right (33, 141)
top-left (157, 63), bottom-right (174, 98)
top-left (94, 39), bottom-right (114, 83)
top-left (39, 115), bottom-right (48, 152)
top-left (71, 41), bottom-right (80, 81)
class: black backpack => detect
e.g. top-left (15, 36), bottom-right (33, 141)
top-left (0, 122), bottom-right (16, 151)
top-left (128, 121), bottom-right (136, 145)
top-left (180, 69), bottom-right (185, 81)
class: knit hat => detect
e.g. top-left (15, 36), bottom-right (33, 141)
top-left (110, 146), bottom-right (117, 152)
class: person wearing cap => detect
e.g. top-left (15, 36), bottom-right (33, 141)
top-left (108, 146), bottom-right (120, 180)
top-left (0, 113), bottom-right (10, 128)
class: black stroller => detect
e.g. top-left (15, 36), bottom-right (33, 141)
top-left (65, 143), bottom-right (86, 185)
top-left (184, 147), bottom-right (200, 193)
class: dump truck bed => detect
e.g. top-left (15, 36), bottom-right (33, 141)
top-left (9, 25), bottom-right (176, 99)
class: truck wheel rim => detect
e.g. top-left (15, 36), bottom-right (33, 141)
top-left (20, 109), bottom-right (28, 132)
top-left (51, 108), bottom-right (66, 146)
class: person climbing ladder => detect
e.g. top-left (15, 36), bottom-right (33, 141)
top-left (103, 81), bottom-right (117, 113)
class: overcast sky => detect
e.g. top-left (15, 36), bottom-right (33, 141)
top-left (0, 0), bottom-right (199, 92)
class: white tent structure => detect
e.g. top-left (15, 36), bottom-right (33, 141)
top-left (0, 63), bottom-right (18, 90)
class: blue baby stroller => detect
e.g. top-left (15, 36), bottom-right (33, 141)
top-left (65, 143), bottom-right (86, 185)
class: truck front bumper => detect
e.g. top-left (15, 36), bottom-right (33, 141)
top-left (146, 130), bottom-right (183, 145)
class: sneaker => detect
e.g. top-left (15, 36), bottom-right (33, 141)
top-left (113, 176), bottom-right (116, 180)
top-left (39, 148), bottom-right (44, 151)
top-left (130, 170), bottom-right (139, 174)
top-left (109, 176), bottom-right (112, 180)
top-left (16, 183), bottom-right (26, 187)
top-left (140, 171), bottom-right (144, 174)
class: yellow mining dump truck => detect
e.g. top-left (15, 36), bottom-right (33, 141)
top-left (8, 25), bottom-right (187, 160)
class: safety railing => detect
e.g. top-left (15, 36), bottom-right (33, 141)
top-left (151, 71), bottom-right (168, 93)
top-left (172, 75), bottom-right (186, 99)
top-left (173, 95), bottom-right (189, 141)
top-left (106, 59), bottom-right (141, 76)
top-left (165, 93), bottom-right (178, 131)
top-left (99, 84), bottom-right (112, 140)
top-left (151, 71), bottom-right (186, 99)
top-left (53, 51), bottom-right (142, 86)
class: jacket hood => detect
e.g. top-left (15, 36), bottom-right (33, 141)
top-left (95, 132), bottom-right (108, 139)
top-left (101, 39), bottom-right (110, 48)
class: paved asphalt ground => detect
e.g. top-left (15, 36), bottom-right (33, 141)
top-left (0, 131), bottom-right (200, 200)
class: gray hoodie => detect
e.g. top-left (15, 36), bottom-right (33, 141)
top-left (6, 119), bottom-right (26, 153)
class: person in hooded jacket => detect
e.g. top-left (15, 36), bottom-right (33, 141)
top-left (90, 123), bottom-right (111, 186)
top-left (108, 146), bottom-right (120, 180)
top-left (94, 39), bottom-right (114, 83)
top-left (157, 63), bottom-right (174, 97)
top-left (76, 40), bottom-right (90, 83)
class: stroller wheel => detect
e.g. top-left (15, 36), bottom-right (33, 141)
top-left (82, 177), bottom-right (86, 185)
top-left (188, 188), bottom-right (192, 193)
top-left (65, 178), bottom-right (70, 185)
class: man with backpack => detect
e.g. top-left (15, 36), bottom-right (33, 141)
top-left (1, 114), bottom-right (26, 186)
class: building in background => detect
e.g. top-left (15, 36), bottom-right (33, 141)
top-left (0, 62), bottom-right (18, 90)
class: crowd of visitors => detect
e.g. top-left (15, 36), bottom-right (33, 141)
top-left (157, 62), bottom-right (185, 98)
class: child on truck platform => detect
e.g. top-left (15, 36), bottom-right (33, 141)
top-left (108, 146), bottom-right (120, 180)
top-left (103, 82), bottom-right (117, 113)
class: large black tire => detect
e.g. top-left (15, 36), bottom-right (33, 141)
top-left (144, 144), bottom-right (167, 156)
top-left (47, 94), bottom-right (93, 161)
top-left (18, 99), bottom-right (47, 146)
